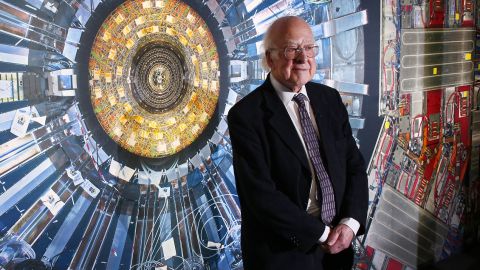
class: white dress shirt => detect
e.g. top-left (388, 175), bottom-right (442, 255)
top-left (270, 74), bottom-right (359, 243)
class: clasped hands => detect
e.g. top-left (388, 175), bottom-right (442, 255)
top-left (320, 224), bottom-right (354, 254)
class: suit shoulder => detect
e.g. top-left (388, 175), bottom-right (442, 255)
top-left (228, 88), bottom-right (263, 120)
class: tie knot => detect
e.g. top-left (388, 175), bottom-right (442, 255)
top-left (293, 93), bottom-right (307, 106)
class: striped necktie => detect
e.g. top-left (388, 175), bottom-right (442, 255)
top-left (293, 93), bottom-right (336, 224)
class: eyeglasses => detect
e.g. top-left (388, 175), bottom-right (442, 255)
top-left (269, 45), bottom-right (320, 60)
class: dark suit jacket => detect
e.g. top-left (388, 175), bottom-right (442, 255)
top-left (227, 76), bottom-right (368, 270)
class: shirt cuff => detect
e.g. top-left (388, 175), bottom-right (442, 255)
top-left (339, 217), bottom-right (360, 235)
top-left (318, 225), bottom-right (330, 243)
top-left (317, 218), bottom-right (360, 243)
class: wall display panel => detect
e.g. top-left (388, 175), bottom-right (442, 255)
top-left (87, 0), bottom-right (220, 158)
top-left (365, 0), bottom-right (480, 269)
top-left (3, 0), bottom-right (476, 269)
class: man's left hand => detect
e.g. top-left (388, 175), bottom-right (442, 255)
top-left (324, 224), bottom-right (354, 254)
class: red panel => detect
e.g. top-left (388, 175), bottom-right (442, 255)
top-left (415, 89), bottom-right (444, 206)
top-left (428, 0), bottom-right (445, 27)
top-left (415, 146), bottom-right (442, 207)
top-left (455, 86), bottom-right (471, 147)
top-left (461, 0), bottom-right (474, 27)
top-left (386, 258), bottom-right (403, 270)
top-left (455, 85), bottom-right (471, 181)
top-left (426, 89), bottom-right (442, 145)
top-left (366, 245), bottom-right (375, 257)
top-left (408, 172), bottom-right (421, 200)
top-left (414, 177), bottom-right (429, 206)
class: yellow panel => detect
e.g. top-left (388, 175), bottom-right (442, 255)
top-left (122, 25), bottom-right (131, 35)
top-left (200, 111), bottom-right (208, 121)
top-left (126, 39), bottom-right (135, 49)
top-left (191, 124), bottom-right (200, 134)
top-left (186, 28), bottom-right (194, 38)
top-left (94, 87), bottom-right (102, 99)
top-left (166, 15), bottom-right (175, 23)
top-left (117, 87), bottom-right (125, 98)
top-left (102, 32), bottom-right (111, 41)
top-left (182, 105), bottom-right (190, 114)
top-left (108, 95), bottom-right (117, 106)
top-left (155, 0), bottom-right (164, 8)
top-left (166, 27), bottom-right (175, 36)
top-left (140, 130), bottom-right (149, 138)
top-left (179, 36), bottom-right (188, 46)
top-left (179, 123), bottom-right (187, 132)
top-left (137, 29), bottom-right (147, 38)
top-left (133, 115), bottom-right (144, 124)
top-left (148, 121), bottom-right (158, 128)
top-left (210, 80), bottom-right (218, 91)
top-left (153, 131), bottom-right (163, 140)
top-left (187, 112), bottom-right (196, 122)
top-left (135, 16), bottom-right (146, 26)
top-left (108, 49), bottom-right (117, 60)
top-left (210, 60), bottom-right (217, 69)
top-left (166, 117), bottom-right (176, 125)
top-left (105, 73), bottom-right (112, 83)
top-left (124, 103), bottom-right (133, 113)
top-left (93, 69), bottom-right (101, 80)
top-left (196, 44), bottom-right (203, 54)
top-left (142, 1), bottom-right (152, 8)
top-left (116, 66), bottom-right (123, 76)
top-left (127, 134), bottom-right (136, 146)
top-left (119, 115), bottom-right (128, 125)
top-left (114, 14), bottom-right (125, 24)
top-left (113, 126), bottom-right (123, 136)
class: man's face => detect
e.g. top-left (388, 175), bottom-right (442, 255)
top-left (266, 20), bottom-right (317, 92)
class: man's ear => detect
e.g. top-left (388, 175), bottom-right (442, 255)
top-left (266, 50), bottom-right (273, 68)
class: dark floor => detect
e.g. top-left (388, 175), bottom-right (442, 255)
top-left (420, 245), bottom-right (480, 270)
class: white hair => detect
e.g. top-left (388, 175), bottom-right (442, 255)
top-left (260, 19), bottom-right (280, 71)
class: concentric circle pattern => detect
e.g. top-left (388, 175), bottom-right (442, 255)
top-left (131, 42), bottom-right (188, 113)
top-left (89, 0), bottom-right (219, 158)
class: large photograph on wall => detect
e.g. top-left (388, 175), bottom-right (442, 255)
top-left (0, 0), bottom-right (479, 269)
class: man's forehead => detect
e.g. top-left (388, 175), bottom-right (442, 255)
top-left (283, 39), bottom-right (316, 46)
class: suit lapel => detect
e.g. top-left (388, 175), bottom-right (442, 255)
top-left (262, 78), bottom-right (310, 170)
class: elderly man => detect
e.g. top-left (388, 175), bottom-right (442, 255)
top-left (227, 16), bottom-right (368, 269)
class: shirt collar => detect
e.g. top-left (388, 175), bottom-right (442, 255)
top-left (270, 74), bottom-right (309, 107)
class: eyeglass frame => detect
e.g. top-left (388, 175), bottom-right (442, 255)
top-left (268, 44), bottom-right (320, 60)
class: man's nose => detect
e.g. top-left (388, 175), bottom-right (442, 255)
top-left (294, 49), bottom-right (308, 63)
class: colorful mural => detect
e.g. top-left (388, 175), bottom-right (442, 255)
top-left (0, 0), bottom-right (478, 269)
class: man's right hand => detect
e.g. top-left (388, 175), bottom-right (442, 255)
top-left (322, 224), bottom-right (354, 254)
